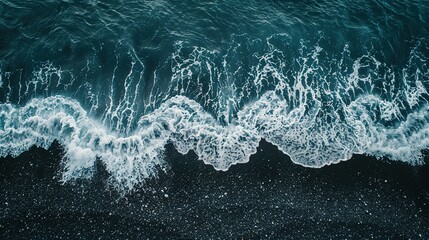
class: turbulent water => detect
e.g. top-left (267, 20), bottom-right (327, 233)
top-left (1, 0), bottom-right (429, 192)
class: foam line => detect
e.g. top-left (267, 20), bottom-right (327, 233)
top-left (1, 89), bottom-right (429, 193)
top-left (1, 36), bottom-right (428, 193)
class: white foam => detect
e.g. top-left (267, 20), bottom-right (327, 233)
top-left (1, 37), bottom-right (428, 193)
top-left (0, 95), bottom-right (261, 192)
top-left (1, 86), bottom-right (429, 193)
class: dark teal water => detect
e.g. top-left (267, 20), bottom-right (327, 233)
top-left (1, 0), bottom-right (429, 190)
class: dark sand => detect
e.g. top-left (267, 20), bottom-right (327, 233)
top-left (1, 140), bottom-right (428, 239)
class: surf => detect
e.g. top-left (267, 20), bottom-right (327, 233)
top-left (1, 33), bottom-right (429, 193)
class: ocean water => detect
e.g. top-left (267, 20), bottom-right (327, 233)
top-left (1, 0), bottom-right (429, 192)
top-left (1, 1), bottom-right (429, 237)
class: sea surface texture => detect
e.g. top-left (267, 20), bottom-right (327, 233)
top-left (1, 0), bottom-right (429, 193)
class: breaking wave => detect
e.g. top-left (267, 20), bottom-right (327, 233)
top-left (1, 36), bottom-right (429, 192)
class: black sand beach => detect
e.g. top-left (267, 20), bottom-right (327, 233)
top-left (1, 141), bottom-right (428, 239)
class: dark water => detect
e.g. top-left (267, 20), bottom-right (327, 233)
top-left (1, 0), bottom-right (429, 238)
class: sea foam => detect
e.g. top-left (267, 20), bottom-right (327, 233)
top-left (1, 88), bottom-right (429, 192)
top-left (1, 36), bottom-right (428, 192)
